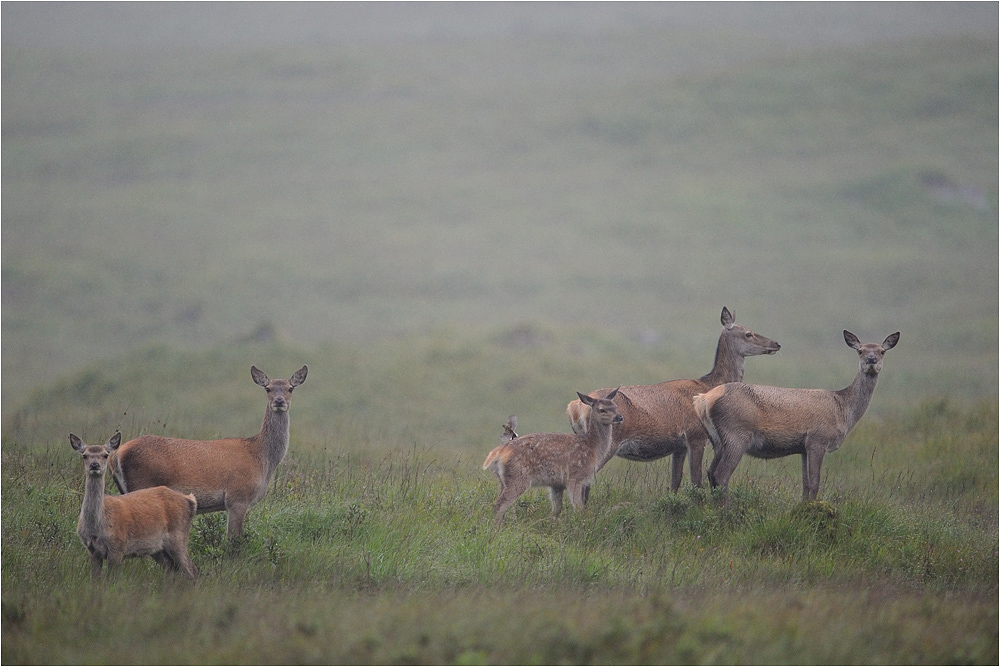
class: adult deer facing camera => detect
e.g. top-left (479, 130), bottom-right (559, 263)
top-left (110, 365), bottom-right (307, 540)
top-left (694, 331), bottom-right (899, 504)
top-left (71, 432), bottom-right (198, 581)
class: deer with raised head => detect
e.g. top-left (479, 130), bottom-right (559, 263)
top-left (483, 389), bottom-right (623, 525)
top-left (694, 330), bottom-right (899, 503)
top-left (71, 432), bottom-right (198, 581)
top-left (110, 365), bottom-right (307, 540)
top-left (566, 307), bottom-right (780, 492)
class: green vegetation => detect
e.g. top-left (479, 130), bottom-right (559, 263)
top-left (2, 5), bottom-right (997, 664)
top-left (2, 341), bottom-right (997, 664)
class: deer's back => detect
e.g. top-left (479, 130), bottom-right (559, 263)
top-left (117, 435), bottom-right (260, 496)
top-left (501, 432), bottom-right (595, 482)
top-left (713, 384), bottom-right (847, 440)
top-left (95, 488), bottom-right (194, 554)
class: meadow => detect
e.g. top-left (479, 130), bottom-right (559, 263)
top-left (2, 4), bottom-right (998, 664)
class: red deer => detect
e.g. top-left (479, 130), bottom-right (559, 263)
top-left (694, 330), bottom-right (899, 503)
top-left (567, 307), bottom-right (779, 492)
top-left (71, 432), bottom-right (198, 581)
top-left (483, 389), bottom-right (622, 525)
top-left (110, 365), bottom-right (307, 540)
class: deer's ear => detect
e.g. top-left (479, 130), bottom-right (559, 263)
top-left (577, 392), bottom-right (596, 406)
top-left (251, 366), bottom-right (269, 387)
top-left (882, 332), bottom-right (900, 351)
top-left (604, 387), bottom-right (621, 400)
top-left (290, 365), bottom-right (308, 387)
top-left (106, 432), bottom-right (122, 452)
top-left (721, 307), bottom-right (734, 329)
top-left (843, 330), bottom-right (862, 350)
top-left (69, 433), bottom-right (86, 453)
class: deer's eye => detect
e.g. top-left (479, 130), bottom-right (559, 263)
top-left (745, 332), bottom-right (753, 338)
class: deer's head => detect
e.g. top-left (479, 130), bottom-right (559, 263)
top-left (252, 365), bottom-right (308, 412)
top-left (721, 306), bottom-right (781, 357)
top-left (844, 331), bottom-right (899, 376)
top-left (70, 432), bottom-right (122, 476)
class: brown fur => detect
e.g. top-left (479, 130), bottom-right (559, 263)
top-left (110, 365), bottom-right (307, 539)
top-left (483, 389), bottom-right (622, 525)
top-left (71, 432), bottom-right (198, 581)
top-left (694, 330), bottom-right (899, 503)
top-left (567, 307), bottom-right (779, 492)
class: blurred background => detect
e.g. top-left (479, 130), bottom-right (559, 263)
top-left (2, 3), bottom-right (997, 438)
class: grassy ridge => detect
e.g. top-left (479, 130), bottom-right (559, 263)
top-left (2, 341), bottom-right (997, 663)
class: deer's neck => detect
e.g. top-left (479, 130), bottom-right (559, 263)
top-left (587, 419), bottom-right (620, 470)
top-left (78, 474), bottom-right (107, 536)
top-left (837, 370), bottom-right (880, 432)
top-left (700, 334), bottom-right (745, 387)
top-left (256, 407), bottom-right (291, 474)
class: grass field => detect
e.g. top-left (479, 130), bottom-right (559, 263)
top-left (2, 4), bottom-right (998, 664)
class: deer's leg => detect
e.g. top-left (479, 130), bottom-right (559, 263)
top-left (164, 538), bottom-right (199, 581)
top-left (670, 448), bottom-right (686, 493)
top-left (178, 551), bottom-right (199, 581)
top-left (225, 501), bottom-right (250, 540)
top-left (686, 433), bottom-right (706, 489)
top-left (159, 533), bottom-right (198, 581)
top-left (568, 483), bottom-right (587, 514)
top-left (801, 439), bottom-right (827, 501)
top-left (548, 485), bottom-right (565, 517)
top-left (493, 476), bottom-right (529, 525)
top-left (707, 434), bottom-right (746, 506)
top-left (707, 441), bottom-right (723, 487)
top-left (88, 551), bottom-right (104, 580)
top-left (151, 551), bottom-right (176, 573)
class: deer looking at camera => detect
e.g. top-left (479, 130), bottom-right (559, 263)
top-left (694, 331), bottom-right (899, 503)
top-left (71, 432), bottom-right (198, 581)
top-left (110, 365), bottom-right (307, 540)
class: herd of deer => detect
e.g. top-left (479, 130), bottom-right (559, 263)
top-left (69, 307), bottom-right (898, 581)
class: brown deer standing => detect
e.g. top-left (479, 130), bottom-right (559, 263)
top-left (694, 330), bottom-right (899, 503)
top-left (71, 432), bottom-right (198, 581)
top-left (110, 365), bottom-right (307, 540)
top-left (483, 389), bottom-right (623, 525)
top-left (567, 307), bottom-right (779, 492)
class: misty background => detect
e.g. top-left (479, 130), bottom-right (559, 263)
top-left (2, 2), bottom-right (997, 421)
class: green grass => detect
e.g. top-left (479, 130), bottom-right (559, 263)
top-left (2, 341), bottom-right (997, 664)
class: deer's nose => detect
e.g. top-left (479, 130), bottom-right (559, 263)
top-left (613, 414), bottom-right (624, 423)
